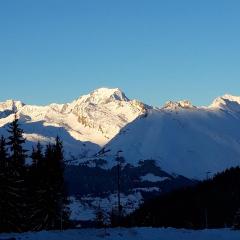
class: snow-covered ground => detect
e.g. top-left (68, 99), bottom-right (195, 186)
top-left (0, 228), bottom-right (239, 240)
top-left (69, 193), bottom-right (143, 222)
top-left (140, 173), bottom-right (170, 182)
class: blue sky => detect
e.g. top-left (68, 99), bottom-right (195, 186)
top-left (0, 0), bottom-right (240, 107)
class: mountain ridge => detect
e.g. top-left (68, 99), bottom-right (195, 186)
top-left (96, 101), bottom-right (240, 179)
top-left (0, 88), bottom-right (147, 157)
top-left (1, 88), bottom-right (240, 180)
top-left (2, 89), bottom-right (240, 112)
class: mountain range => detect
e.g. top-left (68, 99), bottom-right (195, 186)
top-left (1, 88), bottom-right (240, 179)
top-left (97, 93), bottom-right (240, 179)
top-left (0, 88), bottom-right (147, 158)
top-left (1, 88), bottom-right (240, 221)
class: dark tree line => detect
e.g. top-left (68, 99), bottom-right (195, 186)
top-left (0, 116), bottom-right (69, 233)
top-left (123, 166), bottom-right (240, 229)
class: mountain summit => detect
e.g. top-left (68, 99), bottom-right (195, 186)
top-left (0, 88), bottom-right (147, 155)
top-left (209, 94), bottom-right (240, 112)
top-left (0, 99), bottom-right (24, 113)
top-left (77, 87), bottom-right (129, 104)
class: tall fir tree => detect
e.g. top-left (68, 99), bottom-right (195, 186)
top-left (0, 136), bottom-right (7, 168)
top-left (26, 142), bottom-right (46, 231)
top-left (6, 115), bottom-right (28, 232)
top-left (0, 136), bottom-right (9, 232)
top-left (95, 205), bottom-right (106, 228)
top-left (31, 142), bottom-right (43, 168)
top-left (53, 136), bottom-right (70, 229)
top-left (7, 114), bottom-right (27, 171)
top-left (34, 138), bottom-right (69, 230)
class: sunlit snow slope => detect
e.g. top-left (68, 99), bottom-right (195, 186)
top-left (97, 94), bottom-right (240, 179)
top-left (0, 88), bottom-right (147, 158)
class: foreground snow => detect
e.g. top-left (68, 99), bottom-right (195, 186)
top-left (0, 228), bottom-right (240, 240)
top-left (69, 193), bottom-right (143, 222)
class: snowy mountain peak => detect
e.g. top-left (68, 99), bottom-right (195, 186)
top-left (221, 94), bottom-right (240, 103)
top-left (210, 94), bottom-right (240, 110)
top-left (0, 88), bottom-right (147, 151)
top-left (162, 100), bottom-right (194, 110)
top-left (0, 99), bottom-right (24, 112)
top-left (62, 88), bottom-right (146, 144)
top-left (91, 87), bottom-right (128, 101)
top-left (75, 87), bottom-right (129, 105)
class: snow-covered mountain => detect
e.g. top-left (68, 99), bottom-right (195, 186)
top-left (0, 88), bottom-right (148, 158)
top-left (1, 90), bottom-right (240, 180)
top-left (95, 94), bottom-right (240, 180)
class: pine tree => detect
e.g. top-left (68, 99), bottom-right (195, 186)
top-left (0, 136), bottom-right (7, 168)
top-left (95, 205), bottom-right (106, 228)
top-left (29, 143), bottom-right (54, 230)
top-left (36, 138), bottom-right (69, 230)
top-left (0, 136), bottom-right (9, 232)
top-left (27, 142), bottom-right (45, 231)
top-left (31, 142), bottom-right (43, 168)
top-left (52, 136), bottom-right (70, 229)
top-left (7, 114), bottom-right (27, 171)
top-left (6, 115), bottom-right (28, 232)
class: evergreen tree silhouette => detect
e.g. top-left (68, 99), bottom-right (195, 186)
top-left (31, 142), bottom-right (43, 168)
top-left (53, 136), bottom-right (70, 229)
top-left (0, 118), bottom-right (70, 232)
top-left (7, 114), bottom-right (27, 171)
top-left (6, 115), bottom-right (28, 232)
top-left (27, 142), bottom-right (46, 231)
top-left (0, 136), bottom-right (9, 232)
top-left (0, 136), bottom-right (7, 168)
top-left (124, 167), bottom-right (240, 229)
top-left (34, 138), bottom-right (69, 230)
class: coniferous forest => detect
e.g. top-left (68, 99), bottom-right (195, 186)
top-left (123, 167), bottom-right (240, 229)
top-left (0, 115), bottom-right (69, 233)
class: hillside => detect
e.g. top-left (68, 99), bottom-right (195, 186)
top-left (124, 167), bottom-right (240, 229)
top-left (97, 94), bottom-right (240, 179)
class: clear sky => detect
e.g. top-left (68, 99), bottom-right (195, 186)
top-left (0, 0), bottom-right (240, 107)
